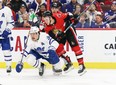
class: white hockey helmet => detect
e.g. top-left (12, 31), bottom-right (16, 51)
top-left (30, 26), bottom-right (39, 33)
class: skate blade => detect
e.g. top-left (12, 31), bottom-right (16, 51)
top-left (39, 65), bottom-right (46, 76)
top-left (78, 70), bottom-right (87, 76)
top-left (64, 66), bottom-right (74, 73)
top-left (53, 72), bottom-right (62, 76)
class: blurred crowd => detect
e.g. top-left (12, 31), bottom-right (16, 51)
top-left (4, 0), bottom-right (116, 28)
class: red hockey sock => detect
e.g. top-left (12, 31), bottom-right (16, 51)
top-left (62, 55), bottom-right (71, 63)
top-left (77, 58), bottom-right (84, 65)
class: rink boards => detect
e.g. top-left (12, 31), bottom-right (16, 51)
top-left (0, 28), bottom-right (116, 69)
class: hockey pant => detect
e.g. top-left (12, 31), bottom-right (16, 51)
top-left (0, 38), bottom-right (12, 66)
top-left (56, 27), bottom-right (83, 56)
top-left (26, 50), bottom-right (60, 68)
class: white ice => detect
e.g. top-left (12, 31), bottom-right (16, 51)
top-left (0, 69), bottom-right (116, 85)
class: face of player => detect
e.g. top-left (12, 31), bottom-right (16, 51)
top-left (30, 32), bottom-right (39, 41)
top-left (43, 16), bottom-right (55, 25)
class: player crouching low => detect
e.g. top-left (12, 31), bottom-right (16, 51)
top-left (16, 26), bottom-right (62, 76)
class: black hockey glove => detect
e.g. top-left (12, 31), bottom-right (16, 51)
top-left (56, 30), bottom-right (66, 41)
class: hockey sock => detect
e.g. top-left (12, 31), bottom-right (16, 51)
top-left (53, 61), bottom-right (62, 70)
top-left (33, 60), bottom-right (40, 68)
top-left (62, 55), bottom-right (71, 63)
top-left (3, 51), bottom-right (12, 67)
top-left (77, 58), bottom-right (84, 65)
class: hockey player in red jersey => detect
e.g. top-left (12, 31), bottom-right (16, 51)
top-left (41, 3), bottom-right (86, 75)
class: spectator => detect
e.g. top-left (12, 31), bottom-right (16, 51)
top-left (28, 9), bottom-right (38, 23)
top-left (36, 4), bottom-right (47, 17)
top-left (104, 1), bottom-right (116, 24)
top-left (16, 4), bottom-right (28, 23)
top-left (73, 4), bottom-right (82, 25)
top-left (73, 4), bottom-right (82, 18)
top-left (75, 14), bottom-right (90, 28)
top-left (10, 0), bottom-right (28, 12)
top-left (91, 14), bottom-right (110, 28)
top-left (77, 0), bottom-right (85, 5)
top-left (29, 0), bottom-right (46, 13)
top-left (86, 4), bottom-right (99, 26)
top-left (50, 0), bottom-right (65, 12)
top-left (84, 0), bottom-right (104, 4)
top-left (15, 13), bottom-right (34, 28)
top-left (60, 0), bottom-right (67, 4)
top-left (63, 0), bottom-right (80, 12)
top-left (104, 0), bottom-right (114, 5)
top-left (84, 0), bottom-right (103, 13)
top-left (51, 2), bottom-right (62, 13)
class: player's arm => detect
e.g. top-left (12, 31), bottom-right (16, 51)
top-left (21, 43), bottom-right (34, 58)
top-left (2, 7), bottom-right (14, 38)
top-left (6, 7), bottom-right (14, 30)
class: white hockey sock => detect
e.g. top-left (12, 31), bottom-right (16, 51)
top-left (33, 60), bottom-right (40, 68)
top-left (53, 61), bottom-right (62, 70)
top-left (3, 51), bottom-right (12, 67)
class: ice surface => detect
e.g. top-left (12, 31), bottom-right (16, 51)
top-left (0, 69), bottom-right (116, 85)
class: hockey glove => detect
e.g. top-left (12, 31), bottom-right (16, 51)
top-left (2, 29), bottom-right (11, 39)
top-left (16, 61), bottom-right (23, 73)
top-left (56, 30), bottom-right (66, 41)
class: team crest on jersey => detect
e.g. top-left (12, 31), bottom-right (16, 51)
top-left (1, 13), bottom-right (5, 17)
top-left (57, 14), bottom-right (61, 18)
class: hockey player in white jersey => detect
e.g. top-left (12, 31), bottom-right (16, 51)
top-left (0, 0), bottom-right (14, 73)
top-left (16, 26), bottom-right (62, 76)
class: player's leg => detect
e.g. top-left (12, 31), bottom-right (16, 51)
top-left (45, 49), bottom-right (62, 75)
top-left (27, 50), bottom-right (45, 76)
top-left (66, 27), bottom-right (86, 75)
top-left (56, 43), bottom-right (73, 73)
top-left (2, 38), bottom-right (12, 73)
top-left (48, 31), bottom-right (73, 72)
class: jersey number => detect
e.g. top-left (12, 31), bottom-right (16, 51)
top-left (0, 21), bottom-right (3, 28)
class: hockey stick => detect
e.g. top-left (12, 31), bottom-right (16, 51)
top-left (16, 30), bottom-right (30, 73)
top-left (64, 0), bottom-right (96, 33)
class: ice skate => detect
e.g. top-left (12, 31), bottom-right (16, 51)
top-left (63, 62), bottom-right (74, 73)
top-left (39, 63), bottom-right (45, 76)
top-left (52, 66), bottom-right (62, 75)
top-left (6, 66), bottom-right (12, 73)
top-left (78, 64), bottom-right (86, 76)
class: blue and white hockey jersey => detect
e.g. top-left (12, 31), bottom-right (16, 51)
top-left (24, 32), bottom-right (59, 58)
top-left (0, 6), bottom-right (14, 36)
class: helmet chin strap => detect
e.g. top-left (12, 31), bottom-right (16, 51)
top-left (37, 32), bottom-right (40, 40)
top-left (48, 16), bottom-right (52, 25)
